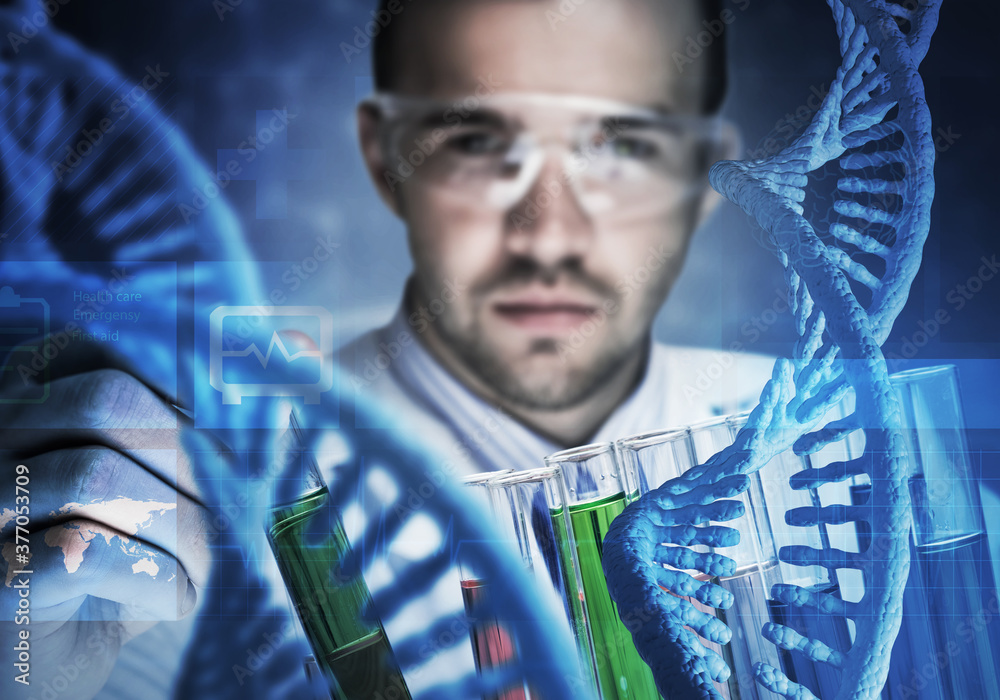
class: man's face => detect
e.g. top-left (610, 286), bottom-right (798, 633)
top-left (376, 0), bottom-right (720, 410)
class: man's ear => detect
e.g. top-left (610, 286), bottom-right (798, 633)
top-left (357, 102), bottom-right (403, 218)
top-left (695, 120), bottom-right (743, 225)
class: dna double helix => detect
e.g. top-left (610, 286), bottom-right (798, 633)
top-left (602, 1), bottom-right (942, 698)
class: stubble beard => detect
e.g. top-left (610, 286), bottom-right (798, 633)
top-left (435, 308), bottom-right (639, 412)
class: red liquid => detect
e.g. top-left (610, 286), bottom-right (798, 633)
top-left (461, 579), bottom-right (528, 700)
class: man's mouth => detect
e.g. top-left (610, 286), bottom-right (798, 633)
top-left (492, 300), bottom-right (600, 332)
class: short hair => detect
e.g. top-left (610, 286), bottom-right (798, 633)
top-left (371, 0), bottom-right (728, 114)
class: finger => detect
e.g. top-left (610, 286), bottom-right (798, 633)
top-left (770, 583), bottom-right (852, 619)
top-left (755, 663), bottom-right (814, 700)
top-left (692, 498), bottom-right (747, 524)
top-left (659, 453), bottom-right (730, 494)
top-left (779, 545), bottom-right (861, 570)
top-left (0, 335), bottom-right (169, 402)
top-left (0, 370), bottom-right (228, 503)
top-left (0, 368), bottom-right (177, 433)
top-left (0, 447), bottom-right (211, 587)
top-left (0, 519), bottom-right (197, 621)
top-left (794, 377), bottom-right (850, 426)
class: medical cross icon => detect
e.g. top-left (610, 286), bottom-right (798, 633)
top-left (217, 110), bottom-right (325, 219)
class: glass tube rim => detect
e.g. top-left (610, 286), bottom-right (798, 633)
top-left (460, 468), bottom-right (515, 486)
top-left (490, 464), bottom-right (562, 486)
top-left (688, 414), bottom-right (732, 432)
top-left (615, 426), bottom-right (690, 452)
top-left (889, 363), bottom-right (957, 384)
top-left (544, 441), bottom-right (615, 465)
top-left (724, 408), bottom-right (753, 430)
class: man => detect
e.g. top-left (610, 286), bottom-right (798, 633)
top-left (0, 0), bottom-right (773, 697)
top-left (344, 0), bottom-right (770, 471)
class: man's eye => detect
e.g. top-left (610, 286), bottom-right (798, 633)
top-left (447, 132), bottom-right (509, 156)
top-left (605, 136), bottom-right (661, 161)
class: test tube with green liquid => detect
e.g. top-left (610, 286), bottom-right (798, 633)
top-left (266, 456), bottom-right (411, 700)
top-left (544, 442), bottom-right (661, 700)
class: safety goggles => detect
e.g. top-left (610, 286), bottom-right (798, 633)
top-left (364, 92), bottom-right (734, 224)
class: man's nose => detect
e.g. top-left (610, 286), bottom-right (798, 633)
top-left (504, 153), bottom-right (595, 267)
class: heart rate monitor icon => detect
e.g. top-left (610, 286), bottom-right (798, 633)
top-left (209, 306), bottom-right (334, 405)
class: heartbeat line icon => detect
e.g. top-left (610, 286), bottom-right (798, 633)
top-left (209, 306), bottom-right (333, 405)
top-left (222, 331), bottom-right (321, 368)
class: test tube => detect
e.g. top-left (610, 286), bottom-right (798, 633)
top-left (811, 392), bottom-right (866, 608)
top-left (688, 416), bottom-right (780, 698)
top-left (878, 366), bottom-right (1000, 699)
top-left (615, 427), bottom-right (739, 700)
top-left (726, 413), bottom-right (850, 698)
top-left (458, 470), bottom-right (525, 700)
top-left (488, 467), bottom-right (600, 700)
top-left (265, 457), bottom-right (411, 700)
top-left (544, 443), bottom-right (661, 700)
top-left (616, 427), bottom-right (693, 499)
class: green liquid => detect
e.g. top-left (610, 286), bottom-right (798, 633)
top-left (553, 493), bottom-right (662, 700)
top-left (267, 486), bottom-right (411, 700)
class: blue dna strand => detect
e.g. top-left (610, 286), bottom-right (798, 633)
top-left (602, 1), bottom-right (943, 698)
top-left (0, 2), bottom-right (584, 698)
